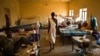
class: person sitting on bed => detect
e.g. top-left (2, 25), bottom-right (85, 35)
top-left (92, 30), bottom-right (100, 45)
top-left (17, 29), bottom-right (32, 47)
top-left (29, 23), bottom-right (40, 48)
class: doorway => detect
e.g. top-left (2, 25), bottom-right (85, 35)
top-left (4, 8), bottom-right (11, 26)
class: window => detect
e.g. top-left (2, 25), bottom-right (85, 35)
top-left (79, 8), bottom-right (87, 22)
top-left (75, 8), bottom-right (87, 22)
top-left (69, 10), bottom-right (74, 17)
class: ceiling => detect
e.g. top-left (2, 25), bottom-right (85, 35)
top-left (19, 0), bottom-right (71, 2)
top-left (40, 0), bottom-right (71, 2)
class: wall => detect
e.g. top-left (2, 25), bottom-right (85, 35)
top-left (68, 0), bottom-right (100, 30)
top-left (19, 0), bottom-right (68, 24)
top-left (0, 0), bottom-right (20, 28)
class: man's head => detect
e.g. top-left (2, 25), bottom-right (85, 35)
top-left (51, 12), bottom-right (56, 17)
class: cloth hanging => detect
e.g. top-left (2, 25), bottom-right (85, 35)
top-left (90, 17), bottom-right (98, 30)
